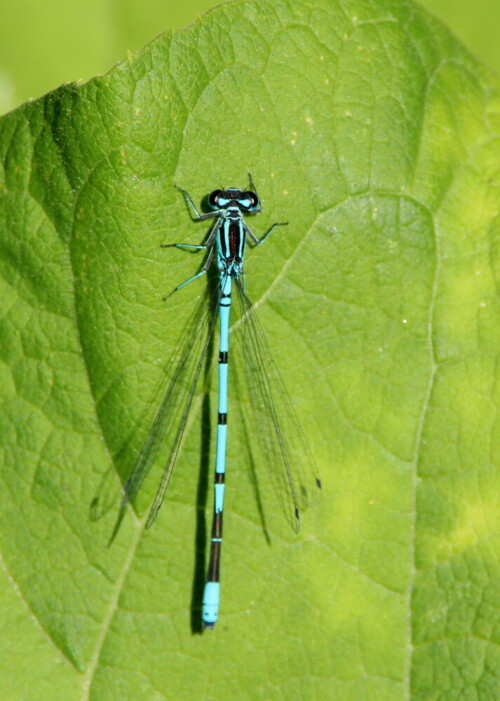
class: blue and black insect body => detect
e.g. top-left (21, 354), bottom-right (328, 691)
top-left (122, 178), bottom-right (321, 628)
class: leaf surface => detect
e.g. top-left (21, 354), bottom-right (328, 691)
top-left (1, 0), bottom-right (500, 699)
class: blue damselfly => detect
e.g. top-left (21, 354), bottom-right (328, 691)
top-left (122, 178), bottom-right (321, 628)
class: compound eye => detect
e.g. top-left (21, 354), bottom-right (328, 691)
top-left (208, 189), bottom-right (223, 208)
top-left (244, 191), bottom-right (259, 209)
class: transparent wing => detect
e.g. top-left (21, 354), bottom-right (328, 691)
top-left (234, 277), bottom-right (321, 532)
top-left (122, 281), bottom-right (221, 528)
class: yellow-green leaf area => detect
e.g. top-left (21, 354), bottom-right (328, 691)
top-left (0, 0), bottom-right (499, 699)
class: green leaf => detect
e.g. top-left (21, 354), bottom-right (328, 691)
top-left (1, 0), bottom-right (500, 699)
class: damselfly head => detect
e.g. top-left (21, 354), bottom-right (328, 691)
top-left (207, 188), bottom-right (260, 212)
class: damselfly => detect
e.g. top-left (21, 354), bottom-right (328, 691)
top-left (122, 178), bottom-right (321, 628)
